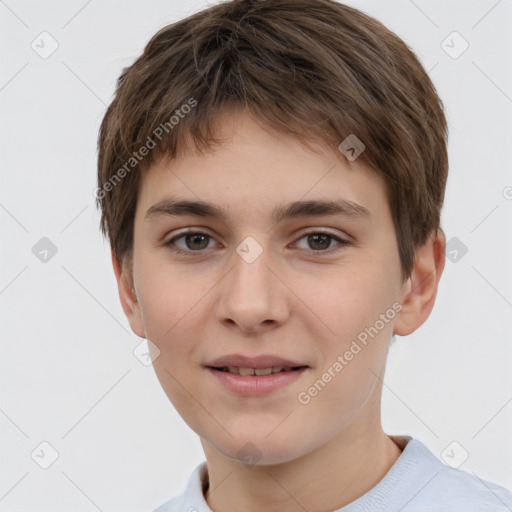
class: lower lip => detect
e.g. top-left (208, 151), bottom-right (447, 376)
top-left (205, 367), bottom-right (309, 396)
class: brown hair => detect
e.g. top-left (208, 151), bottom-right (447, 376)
top-left (97, 0), bottom-right (448, 281)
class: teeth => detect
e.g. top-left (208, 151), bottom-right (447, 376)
top-left (223, 366), bottom-right (296, 375)
top-left (255, 368), bottom-right (272, 376)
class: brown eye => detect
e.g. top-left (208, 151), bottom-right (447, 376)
top-left (165, 231), bottom-right (216, 254)
top-left (184, 233), bottom-right (210, 250)
top-left (307, 234), bottom-right (332, 250)
top-left (294, 231), bottom-right (349, 253)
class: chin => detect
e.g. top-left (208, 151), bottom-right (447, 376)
top-left (212, 433), bottom-right (308, 468)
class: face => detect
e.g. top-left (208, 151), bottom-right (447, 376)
top-left (118, 109), bottom-right (419, 466)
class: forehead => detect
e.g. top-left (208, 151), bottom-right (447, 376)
top-left (136, 109), bottom-right (389, 224)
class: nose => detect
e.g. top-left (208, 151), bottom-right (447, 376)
top-left (215, 242), bottom-right (290, 334)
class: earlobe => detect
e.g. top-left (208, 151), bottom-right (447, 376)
top-left (393, 228), bottom-right (446, 336)
top-left (111, 250), bottom-right (146, 338)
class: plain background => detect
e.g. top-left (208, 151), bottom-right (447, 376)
top-left (1, 0), bottom-right (511, 510)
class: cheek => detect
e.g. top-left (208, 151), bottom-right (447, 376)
top-left (308, 266), bottom-right (390, 335)
top-left (310, 264), bottom-right (398, 374)
top-left (134, 256), bottom-right (213, 342)
top-left (136, 263), bottom-right (210, 425)
top-left (299, 274), bottom-right (394, 430)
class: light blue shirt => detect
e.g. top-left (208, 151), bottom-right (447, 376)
top-left (153, 436), bottom-right (512, 511)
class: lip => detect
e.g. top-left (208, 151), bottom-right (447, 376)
top-left (205, 366), bottom-right (309, 396)
top-left (205, 354), bottom-right (308, 369)
top-left (204, 354), bottom-right (311, 397)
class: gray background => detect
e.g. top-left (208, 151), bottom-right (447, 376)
top-left (1, 0), bottom-right (511, 510)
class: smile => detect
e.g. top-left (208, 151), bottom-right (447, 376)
top-left (206, 366), bottom-right (309, 396)
top-left (214, 366), bottom-right (306, 376)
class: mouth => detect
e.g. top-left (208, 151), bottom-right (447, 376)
top-left (208, 366), bottom-right (308, 376)
top-left (205, 364), bottom-right (310, 396)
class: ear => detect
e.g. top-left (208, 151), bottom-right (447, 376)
top-left (111, 249), bottom-right (146, 338)
top-left (394, 228), bottom-right (446, 336)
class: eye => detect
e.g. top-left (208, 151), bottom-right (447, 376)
top-left (293, 231), bottom-right (349, 253)
top-left (165, 230), bottom-right (217, 254)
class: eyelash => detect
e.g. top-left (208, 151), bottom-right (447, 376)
top-left (164, 229), bottom-right (350, 256)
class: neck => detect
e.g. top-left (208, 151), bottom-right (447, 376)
top-left (201, 409), bottom-right (403, 512)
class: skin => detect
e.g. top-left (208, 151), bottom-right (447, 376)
top-left (113, 107), bottom-right (446, 512)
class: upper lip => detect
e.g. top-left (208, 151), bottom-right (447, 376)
top-left (205, 354), bottom-right (309, 369)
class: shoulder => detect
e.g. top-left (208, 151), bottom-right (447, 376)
top-left (419, 463), bottom-right (512, 511)
top-left (152, 491), bottom-right (208, 512)
top-left (151, 495), bottom-right (183, 512)
top-left (394, 437), bottom-right (512, 512)
top-left (151, 462), bottom-right (211, 512)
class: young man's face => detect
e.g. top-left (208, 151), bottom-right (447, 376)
top-left (119, 108), bottom-right (416, 465)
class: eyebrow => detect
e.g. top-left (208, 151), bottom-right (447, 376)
top-left (144, 197), bottom-right (371, 223)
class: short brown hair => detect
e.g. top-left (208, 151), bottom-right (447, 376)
top-left (97, 0), bottom-right (448, 281)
